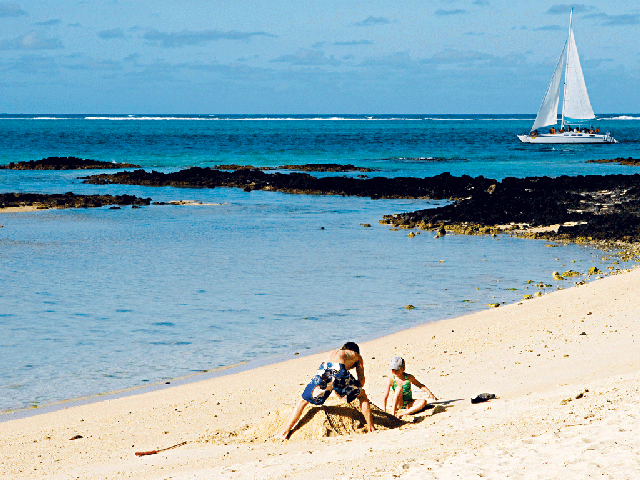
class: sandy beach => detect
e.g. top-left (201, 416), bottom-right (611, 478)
top-left (0, 205), bottom-right (42, 214)
top-left (2, 266), bottom-right (640, 479)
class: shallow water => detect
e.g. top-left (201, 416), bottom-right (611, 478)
top-left (1, 115), bottom-right (639, 411)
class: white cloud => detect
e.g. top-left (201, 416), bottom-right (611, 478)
top-left (0, 31), bottom-right (63, 50)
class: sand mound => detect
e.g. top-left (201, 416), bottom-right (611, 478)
top-left (246, 398), bottom-right (405, 441)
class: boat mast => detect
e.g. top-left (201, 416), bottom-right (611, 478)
top-left (561, 8), bottom-right (573, 131)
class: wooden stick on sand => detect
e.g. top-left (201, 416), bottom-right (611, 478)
top-left (135, 441), bottom-right (187, 457)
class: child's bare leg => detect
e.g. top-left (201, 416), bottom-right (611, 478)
top-left (358, 391), bottom-right (375, 432)
top-left (393, 388), bottom-right (404, 417)
top-left (277, 399), bottom-right (309, 440)
top-left (399, 398), bottom-right (427, 417)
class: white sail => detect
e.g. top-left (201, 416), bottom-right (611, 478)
top-left (531, 43), bottom-right (566, 131)
top-left (562, 24), bottom-right (595, 121)
top-left (518, 9), bottom-right (616, 144)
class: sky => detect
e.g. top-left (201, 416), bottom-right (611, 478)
top-left (0, 0), bottom-right (639, 113)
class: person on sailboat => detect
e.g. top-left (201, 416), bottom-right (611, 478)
top-left (549, 127), bottom-right (556, 134)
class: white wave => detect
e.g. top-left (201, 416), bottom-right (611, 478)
top-left (423, 117), bottom-right (535, 121)
top-left (423, 117), bottom-right (475, 121)
top-left (0, 115), bottom-right (546, 122)
top-left (0, 116), bottom-right (81, 120)
top-left (479, 118), bottom-right (537, 121)
top-left (212, 117), bottom-right (374, 121)
top-left (598, 115), bottom-right (640, 120)
top-left (84, 116), bottom-right (211, 120)
top-left (393, 156), bottom-right (446, 161)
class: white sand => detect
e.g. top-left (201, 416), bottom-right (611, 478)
top-left (2, 267), bottom-right (640, 479)
top-left (0, 205), bottom-right (43, 213)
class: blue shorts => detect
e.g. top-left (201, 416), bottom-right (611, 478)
top-left (301, 362), bottom-right (362, 405)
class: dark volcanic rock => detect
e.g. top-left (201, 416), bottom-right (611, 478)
top-left (383, 174), bottom-right (640, 243)
top-left (586, 157), bottom-right (640, 166)
top-left (211, 163), bottom-right (375, 172)
top-left (0, 156), bottom-right (140, 170)
top-left (81, 168), bottom-right (494, 200)
top-left (0, 192), bottom-right (151, 210)
top-left (79, 167), bottom-right (640, 242)
top-left (212, 164), bottom-right (260, 171)
top-left (266, 164), bottom-right (375, 172)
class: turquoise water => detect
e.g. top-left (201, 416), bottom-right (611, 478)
top-left (1, 114), bottom-right (639, 412)
top-left (1, 114), bottom-right (639, 178)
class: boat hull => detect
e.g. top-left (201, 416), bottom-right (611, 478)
top-left (517, 133), bottom-right (617, 144)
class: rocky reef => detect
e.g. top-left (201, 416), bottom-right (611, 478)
top-left (0, 156), bottom-right (140, 170)
top-left (586, 158), bottom-right (640, 166)
top-left (0, 192), bottom-right (151, 210)
top-left (79, 167), bottom-right (640, 243)
top-left (381, 174), bottom-right (640, 243)
top-left (81, 168), bottom-right (493, 200)
top-left (212, 163), bottom-right (374, 172)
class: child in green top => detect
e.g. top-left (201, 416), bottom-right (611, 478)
top-left (383, 356), bottom-right (437, 418)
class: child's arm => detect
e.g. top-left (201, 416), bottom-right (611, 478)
top-left (382, 378), bottom-right (392, 412)
top-left (409, 374), bottom-right (437, 401)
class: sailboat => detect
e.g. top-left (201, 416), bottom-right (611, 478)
top-left (518, 9), bottom-right (617, 144)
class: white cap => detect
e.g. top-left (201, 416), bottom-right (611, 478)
top-left (389, 356), bottom-right (405, 370)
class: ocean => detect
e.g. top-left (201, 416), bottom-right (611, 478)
top-left (1, 114), bottom-right (639, 413)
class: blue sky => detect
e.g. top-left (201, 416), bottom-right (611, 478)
top-left (0, 0), bottom-right (638, 113)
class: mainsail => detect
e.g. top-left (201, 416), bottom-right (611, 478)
top-left (531, 43), bottom-right (566, 132)
top-left (562, 22), bottom-right (595, 123)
